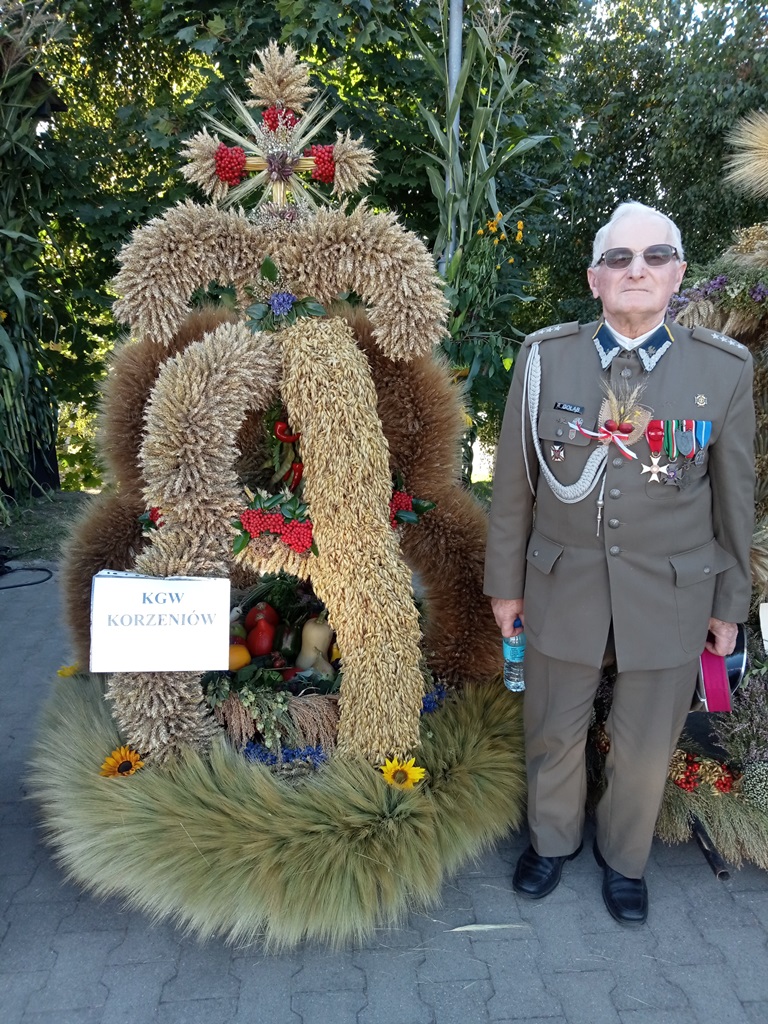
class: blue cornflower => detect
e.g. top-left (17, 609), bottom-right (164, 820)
top-left (244, 741), bottom-right (278, 764)
top-left (749, 282), bottom-right (768, 303)
top-left (243, 741), bottom-right (326, 769)
top-left (421, 683), bottom-right (447, 714)
top-left (268, 291), bottom-right (298, 316)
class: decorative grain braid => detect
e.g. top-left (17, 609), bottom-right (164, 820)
top-left (278, 316), bottom-right (424, 762)
top-left (523, 341), bottom-right (607, 503)
top-left (106, 321), bottom-right (282, 763)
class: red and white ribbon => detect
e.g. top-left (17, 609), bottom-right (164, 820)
top-left (568, 421), bottom-right (638, 459)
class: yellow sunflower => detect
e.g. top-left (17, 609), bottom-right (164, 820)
top-left (100, 746), bottom-right (144, 777)
top-left (380, 756), bottom-right (427, 790)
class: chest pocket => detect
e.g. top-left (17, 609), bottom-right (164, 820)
top-left (537, 408), bottom-right (597, 447)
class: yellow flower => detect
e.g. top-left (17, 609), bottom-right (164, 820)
top-left (493, 237), bottom-right (500, 246)
top-left (486, 220), bottom-right (498, 233)
top-left (477, 228), bottom-right (484, 236)
top-left (380, 756), bottom-right (426, 790)
top-left (496, 264), bottom-right (501, 270)
top-left (500, 233), bottom-right (507, 240)
top-left (57, 664), bottom-right (80, 677)
top-left (516, 231), bottom-right (523, 243)
top-left (517, 220), bottom-right (524, 230)
top-left (495, 211), bottom-right (503, 221)
top-left (0, 309), bottom-right (7, 322)
top-left (100, 745), bottom-right (144, 777)
top-left (508, 257), bottom-right (515, 264)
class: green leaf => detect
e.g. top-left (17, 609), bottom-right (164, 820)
top-left (6, 277), bottom-right (28, 314)
top-left (301, 301), bottom-right (326, 317)
top-left (260, 256), bottom-right (279, 282)
top-left (233, 531), bottom-right (251, 555)
top-left (394, 509), bottom-right (419, 525)
top-left (0, 325), bottom-right (21, 379)
top-left (411, 499), bottom-right (437, 514)
top-left (246, 303), bottom-right (268, 321)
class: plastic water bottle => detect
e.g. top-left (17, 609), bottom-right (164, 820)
top-left (503, 618), bottom-right (526, 692)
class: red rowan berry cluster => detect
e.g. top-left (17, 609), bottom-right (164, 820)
top-left (305, 144), bottom-right (335, 183)
top-left (240, 509), bottom-right (283, 536)
top-left (389, 490), bottom-right (413, 529)
top-left (214, 143), bottom-right (247, 186)
top-left (280, 519), bottom-right (314, 553)
top-left (714, 772), bottom-right (734, 794)
top-left (673, 753), bottom-right (701, 793)
top-left (239, 509), bottom-right (313, 553)
top-left (262, 106), bottom-right (299, 131)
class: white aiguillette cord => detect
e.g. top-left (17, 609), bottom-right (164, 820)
top-left (522, 343), bottom-right (608, 527)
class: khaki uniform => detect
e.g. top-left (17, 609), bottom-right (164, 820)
top-left (485, 320), bottom-right (755, 876)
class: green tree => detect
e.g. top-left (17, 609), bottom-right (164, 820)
top-left (523, 0), bottom-right (768, 329)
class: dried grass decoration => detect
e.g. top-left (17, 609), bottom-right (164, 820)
top-left (29, 673), bottom-right (525, 948)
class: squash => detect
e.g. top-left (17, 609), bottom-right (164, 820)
top-left (295, 615), bottom-right (333, 670)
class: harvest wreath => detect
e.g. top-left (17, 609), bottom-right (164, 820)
top-left (30, 43), bottom-right (519, 946)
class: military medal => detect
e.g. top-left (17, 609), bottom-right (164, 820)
top-left (550, 443), bottom-right (565, 462)
top-left (642, 420), bottom-right (668, 482)
top-left (663, 420), bottom-right (677, 460)
top-left (675, 419), bottom-right (695, 459)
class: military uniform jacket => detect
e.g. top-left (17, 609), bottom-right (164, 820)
top-left (484, 320), bottom-right (755, 671)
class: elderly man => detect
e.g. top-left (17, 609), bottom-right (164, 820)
top-left (485, 201), bottom-right (755, 924)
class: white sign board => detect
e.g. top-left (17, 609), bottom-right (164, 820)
top-left (90, 570), bottom-right (230, 673)
top-left (761, 602), bottom-right (768, 655)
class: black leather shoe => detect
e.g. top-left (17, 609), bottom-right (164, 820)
top-left (594, 841), bottom-right (648, 925)
top-left (513, 842), bottom-right (583, 899)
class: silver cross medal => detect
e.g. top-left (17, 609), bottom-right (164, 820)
top-left (641, 454), bottom-right (669, 483)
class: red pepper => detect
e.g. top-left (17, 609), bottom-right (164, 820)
top-left (274, 421), bottom-right (301, 443)
top-left (282, 460), bottom-right (303, 490)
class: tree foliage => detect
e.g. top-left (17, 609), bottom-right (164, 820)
top-left (31, 0), bottom-right (574, 485)
top-left (523, 0), bottom-right (768, 329)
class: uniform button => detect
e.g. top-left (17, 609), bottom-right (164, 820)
top-left (608, 518), bottom-right (620, 528)
top-left (556, 428), bottom-right (564, 437)
top-left (612, 457), bottom-right (623, 468)
top-left (620, 368), bottom-right (632, 378)
top-left (703, 566), bottom-right (711, 574)
top-left (609, 488), bottom-right (621, 498)
top-left (609, 545), bottom-right (621, 556)
top-left (532, 549), bottom-right (539, 557)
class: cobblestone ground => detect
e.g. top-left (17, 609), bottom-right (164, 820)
top-left (2, 569), bottom-right (768, 1024)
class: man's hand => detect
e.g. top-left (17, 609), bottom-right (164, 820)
top-left (490, 597), bottom-right (525, 637)
top-left (705, 617), bottom-right (738, 656)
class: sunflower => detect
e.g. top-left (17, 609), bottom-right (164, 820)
top-left (100, 746), bottom-right (144, 777)
top-left (380, 756), bottom-right (426, 790)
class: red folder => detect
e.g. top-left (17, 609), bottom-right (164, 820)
top-left (696, 648), bottom-right (732, 712)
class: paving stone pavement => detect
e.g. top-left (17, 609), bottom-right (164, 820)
top-left (2, 568), bottom-right (768, 1024)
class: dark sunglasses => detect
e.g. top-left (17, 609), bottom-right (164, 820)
top-left (597, 244), bottom-right (680, 270)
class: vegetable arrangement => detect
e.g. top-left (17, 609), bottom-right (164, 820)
top-left (204, 574), bottom-right (340, 727)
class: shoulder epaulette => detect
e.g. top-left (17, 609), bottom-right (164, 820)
top-left (691, 326), bottom-right (749, 360)
top-left (523, 321), bottom-right (580, 346)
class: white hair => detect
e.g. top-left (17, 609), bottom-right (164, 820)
top-left (591, 201), bottom-right (684, 267)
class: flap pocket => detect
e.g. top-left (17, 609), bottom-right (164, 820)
top-left (526, 530), bottom-right (565, 575)
top-left (669, 539), bottom-right (736, 587)
top-left (537, 408), bottom-right (596, 447)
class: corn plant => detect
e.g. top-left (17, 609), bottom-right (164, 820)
top-left (0, 1), bottom-right (63, 519)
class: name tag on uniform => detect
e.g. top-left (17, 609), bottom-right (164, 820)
top-left (554, 401), bottom-right (585, 415)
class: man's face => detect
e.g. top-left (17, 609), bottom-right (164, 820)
top-left (586, 213), bottom-right (687, 328)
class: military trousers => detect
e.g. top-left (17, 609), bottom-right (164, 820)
top-left (523, 640), bottom-right (698, 879)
